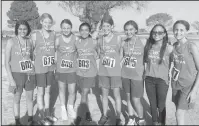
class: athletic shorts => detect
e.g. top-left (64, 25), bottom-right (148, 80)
top-left (56, 72), bottom-right (76, 84)
top-left (172, 85), bottom-right (195, 110)
top-left (99, 76), bottom-right (122, 89)
top-left (122, 78), bottom-right (144, 98)
top-left (12, 72), bottom-right (36, 93)
top-left (35, 71), bottom-right (55, 87)
top-left (77, 75), bottom-right (96, 89)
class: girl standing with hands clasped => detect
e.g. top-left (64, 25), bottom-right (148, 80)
top-left (74, 22), bottom-right (99, 125)
top-left (31, 13), bottom-right (57, 125)
top-left (97, 14), bottom-right (123, 125)
top-left (55, 19), bottom-right (77, 121)
top-left (5, 20), bottom-right (36, 125)
top-left (121, 20), bottom-right (146, 125)
top-left (170, 20), bottom-right (199, 125)
top-left (143, 24), bottom-right (173, 125)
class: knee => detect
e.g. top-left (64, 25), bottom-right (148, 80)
top-left (81, 89), bottom-right (89, 96)
top-left (37, 89), bottom-right (44, 97)
top-left (176, 109), bottom-right (185, 118)
top-left (14, 93), bottom-right (22, 104)
top-left (132, 98), bottom-right (141, 105)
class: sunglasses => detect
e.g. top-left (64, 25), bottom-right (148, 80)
top-left (152, 31), bottom-right (165, 35)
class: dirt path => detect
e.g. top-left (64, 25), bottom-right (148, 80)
top-left (2, 49), bottom-right (199, 125)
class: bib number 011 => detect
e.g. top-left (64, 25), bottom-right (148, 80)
top-left (42, 56), bottom-right (55, 67)
top-left (19, 60), bottom-right (33, 72)
top-left (102, 56), bottom-right (116, 68)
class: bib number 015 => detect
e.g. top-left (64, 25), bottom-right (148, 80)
top-left (42, 56), bottom-right (55, 67)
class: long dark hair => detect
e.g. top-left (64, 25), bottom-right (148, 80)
top-left (143, 24), bottom-right (168, 64)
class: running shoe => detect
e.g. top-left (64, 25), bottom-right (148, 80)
top-left (98, 115), bottom-right (109, 125)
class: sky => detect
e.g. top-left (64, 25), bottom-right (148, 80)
top-left (2, 1), bottom-right (199, 32)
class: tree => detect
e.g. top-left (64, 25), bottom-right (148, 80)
top-left (7, 1), bottom-right (41, 30)
top-left (48, 1), bottom-right (149, 30)
top-left (192, 21), bottom-right (199, 35)
top-left (146, 13), bottom-right (173, 31)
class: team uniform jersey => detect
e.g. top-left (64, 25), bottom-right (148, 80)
top-left (171, 41), bottom-right (197, 89)
top-left (121, 37), bottom-right (145, 80)
top-left (145, 44), bottom-right (171, 83)
top-left (56, 34), bottom-right (77, 73)
top-left (10, 36), bottom-right (34, 73)
top-left (34, 30), bottom-right (56, 74)
top-left (75, 37), bottom-right (98, 77)
top-left (98, 34), bottom-right (122, 77)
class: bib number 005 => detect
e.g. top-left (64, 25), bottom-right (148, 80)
top-left (19, 60), bottom-right (33, 72)
top-left (60, 59), bottom-right (73, 68)
top-left (42, 56), bottom-right (55, 67)
top-left (102, 56), bottom-right (116, 68)
top-left (124, 57), bottom-right (137, 68)
top-left (78, 59), bottom-right (90, 69)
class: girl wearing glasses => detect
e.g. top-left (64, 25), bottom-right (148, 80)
top-left (5, 20), bottom-right (35, 125)
top-left (31, 13), bottom-right (57, 125)
top-left (121, 20), bottom-right (146, 125)
top-left (170, 20), bottom-right (199, 125)
top-left (143, 24), bottom-right (173, 125)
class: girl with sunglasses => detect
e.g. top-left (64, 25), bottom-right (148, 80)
top-left (170, 20), bottom-right (199, 125)
top-left (143, 24), bottom-right (173, 125)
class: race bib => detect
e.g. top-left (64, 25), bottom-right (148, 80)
top-left (60, 59), bottom-right (73, 68)
top-left (102, 56), bottom-right (116, 68)
top-left (78, 59), bottom-right (90, 69)
top-left (124, 57), bottom-right (137, 68)
top-left (42, 56), bottom-right (55, 67)
top-left (172, 67), bottom-right (180, 81)
top-left (19, 60), bottom-right (33, 72)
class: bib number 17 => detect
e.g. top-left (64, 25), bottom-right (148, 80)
top-left (42, 56), bottom-right (55, 67)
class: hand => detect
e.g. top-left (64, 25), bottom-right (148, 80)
top-left (187, 90), bottom-right (197, 103)
top-left (8, 80), bottom-right (17, 94)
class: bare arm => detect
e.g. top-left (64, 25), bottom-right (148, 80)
top-left (187, 42), bottom-right (199, 102)
top-left (5, 39), bottom-right (16, 86)
top-left (54, 37), bottom-right (60, 63)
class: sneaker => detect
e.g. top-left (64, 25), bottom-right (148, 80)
top-left (98, 115), bottom-right (109, 125)
top-left (39, 118), bottom-right (52, 125)
top-left (27, 120), bottom-right (37, 125)
top-left (61, 106), bottom-right (68, 120)
top-left (137, 119), bottom-right (146, 125)
top-left (73, 116), bottom-right (82, 125)
top-left (46, 116), bottom-right (58, 122)
top-left (67, 104), bottom-right (76, 119)
top-left (85, 112), bottom-right (92, 122)
top-left (116, 118), bottom-right (122, 126)
top-left (127, 118), bottom-right (136, 125)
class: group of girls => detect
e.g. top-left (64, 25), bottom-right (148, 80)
top-left (5, 12), bottom-right (199, 126)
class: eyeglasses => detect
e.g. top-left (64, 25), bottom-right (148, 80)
top-left (152, 31), bottom-right (164, 35)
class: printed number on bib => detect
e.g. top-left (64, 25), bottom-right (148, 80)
top-left (172, 67), bottom-right (180, 81)
top-left (42, 56), bottom-right (55, 67)
top-left (19, 60), bottom-right (33, 72)
top-left (78, 59), bottom-right (90, 69)
top-left (124, 57), bottom-right (137, 68)
top-left (102, 56), bottom-right (116, 68)
top-left (60, 59), bottom-right (73, 68)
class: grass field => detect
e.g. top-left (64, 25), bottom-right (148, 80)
top-left (1, 35), bottom-right (199, 125)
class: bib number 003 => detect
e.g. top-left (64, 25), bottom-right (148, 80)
top-left (78, 59), bottom-right (90, 69)
top-left (19, 60), bottom-right (33, 72)
top-left (102, 56), bottom-right (116, 68)
top-left (42, 56), bottom-right (55, 67)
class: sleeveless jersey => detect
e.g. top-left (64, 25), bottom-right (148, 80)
top-left (34, 30), bottom-right (56, 73)
top-left (145, 44), bottom-right (171, 83)
top-left (10, 36), bottom-right (34, 73)
top-left (56, 34), bottom-right (77, 73)
top-left (75, 37), bottom-right (98, 77)
top-left (121, 37), bottom-right (145, 80)
top-left (171, 41), bottom-right (197, 89)
top-left (98, 34), bottom-right (121, 77)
